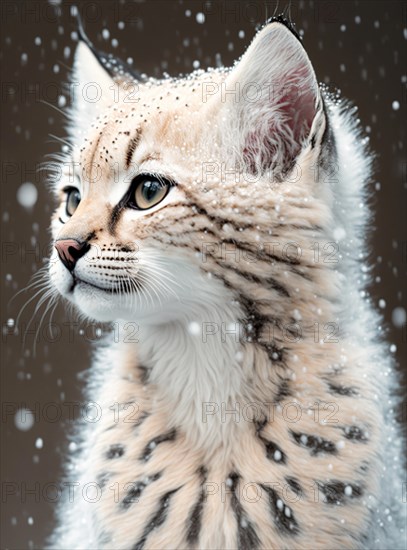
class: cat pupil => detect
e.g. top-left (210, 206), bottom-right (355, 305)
top-left (143, 181), bottom-right (159, 201)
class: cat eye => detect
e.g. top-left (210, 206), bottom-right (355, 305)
top-left (65, 187), bottom-right (81, 217)
top-left (129, 175), bottom-right (171, 210)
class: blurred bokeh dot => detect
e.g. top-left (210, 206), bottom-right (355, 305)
top-left (392, 307), bottom-right (406, 328)
top-left (14, 408), bottom-right (35, 431)
top-left (16, 182), bottom-right (38, 209)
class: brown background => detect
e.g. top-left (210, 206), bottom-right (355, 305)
top-left (1, 1), bottom-right (406, 548)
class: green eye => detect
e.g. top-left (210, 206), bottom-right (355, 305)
top-left (65, 187), bottom-right (81, 216)
top-left (132, 177), bottom-right (171, 210)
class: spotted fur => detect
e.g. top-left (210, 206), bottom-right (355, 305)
top-left (46, 19), bottom-right (405, 550)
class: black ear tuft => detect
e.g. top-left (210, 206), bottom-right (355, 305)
top-left (258, 14), bottom-right (302, 43)
top-left (75, 11), bottom-right (143, 82)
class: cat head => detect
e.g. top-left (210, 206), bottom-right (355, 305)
top-left (49, 19), bottom-right (328, 324)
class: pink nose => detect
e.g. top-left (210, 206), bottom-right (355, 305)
top-left (55, 239), bottom-right (89, 272)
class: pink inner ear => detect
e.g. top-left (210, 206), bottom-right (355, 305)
top-left (279, 67), bottom-right (317, 141)
top-left (242, 66), bottom-right (317, 175)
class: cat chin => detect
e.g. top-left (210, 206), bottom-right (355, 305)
top-left (65, 297), bottom-right (118, 322)
top-left (68, 283), bottom-right (129, 322)
top-left (70, 282), bottom-right (169, 323)
top-left (70, 283), bottom-right (230, 326)
top-left (51, 273), bottom-right (177, 323)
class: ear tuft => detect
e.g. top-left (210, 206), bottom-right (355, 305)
top-left (258, 14), bottom-right (302, 42)
top-left (68, 20), bottom-right (143, 137)
top-left (75, 12), bottom-right (142, 83)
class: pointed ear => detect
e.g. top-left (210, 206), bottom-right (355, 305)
top-left (69, 28), bottom-right (142, 136)
top-left (221, 22), bottom-right (325, 177)
top-left (69, 41), bottom-right (115, 135)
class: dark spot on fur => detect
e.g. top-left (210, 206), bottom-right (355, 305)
top-left (96, 471), bottom-right (111, 489)
top-left (260, 484), bottom-right (299, 535)
top-left (318, 481), bottom-right (362, 505)
top-left (290, 431), bottom-right (337, 456)
top-left (121, 472), bottom-right (161, 510)
top-left (327, 382), bottom-right (358, 397)
top-left (186, 467), bottom-right (207, 544)
top-left (131, 487), bottom-right (181, 550)
top-left (106, 444), bottom-right (125, 459)
top-left (343, 425), bottom-right (368, 442)
top-left (228, 473), bottom-right (261, 550)
top-left (275, 380), bottom-right (291, 401)
top-left (285, 477), bottom-right (302, 496)
top-left (259, 435), bottom-right (287, 464)
top-left (140, 429), bottom-right (177, 462)
top-left (119, 244), bottom-right (133, 253)
top-left (138, 365), bottom-right (150, 384)
top-left (264, 342), bottom-right (285, 363)
top-left (254, 416), bottom-right (268, 434)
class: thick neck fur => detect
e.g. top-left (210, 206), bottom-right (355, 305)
top-left (134, 292), bottom-right (244, 453)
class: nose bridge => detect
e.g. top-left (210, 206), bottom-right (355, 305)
top-left (56, 198), bottom-right (106, 243)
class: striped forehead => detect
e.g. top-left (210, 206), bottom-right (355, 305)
top-left (78, 119), bottom-right (138, 188)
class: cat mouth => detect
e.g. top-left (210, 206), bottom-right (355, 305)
top-left (70, 274), bottom-right (133, 295)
